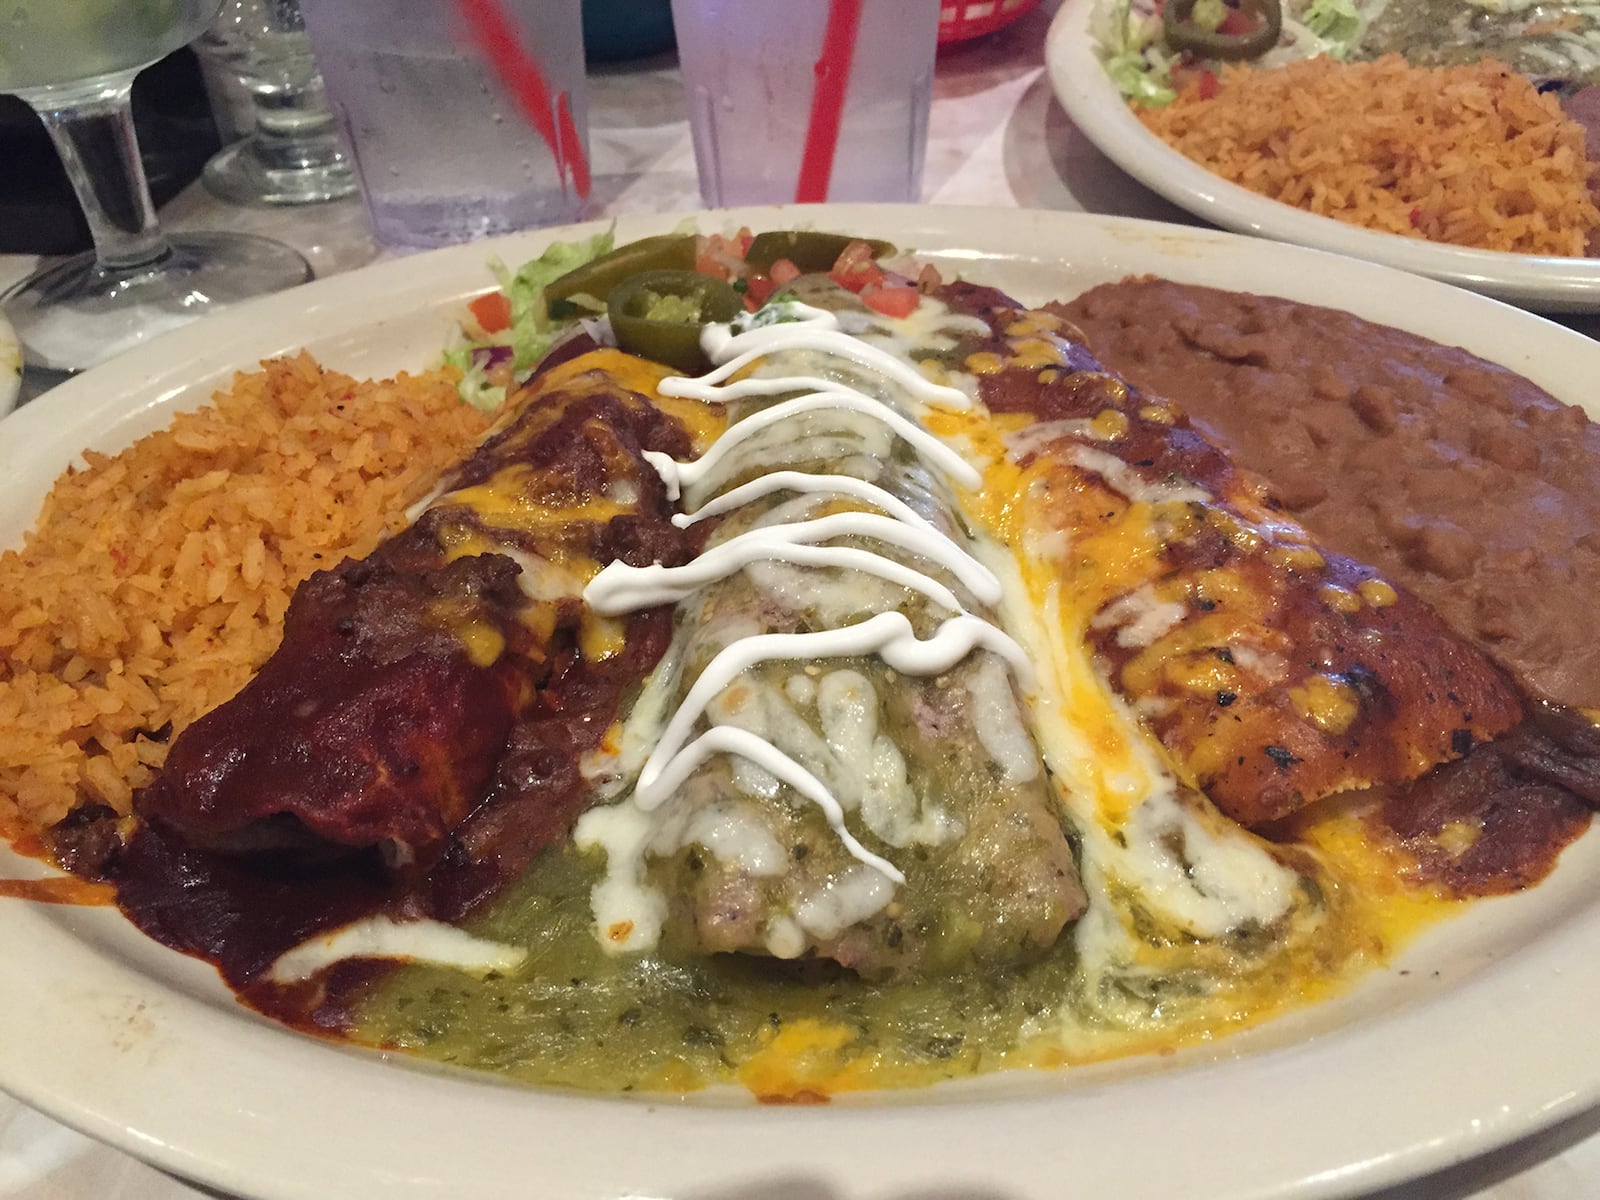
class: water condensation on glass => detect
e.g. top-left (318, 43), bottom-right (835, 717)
top-left (671, 0), bottom-right (938, 206)
top-left (296, 0), bottom-right (589, 248)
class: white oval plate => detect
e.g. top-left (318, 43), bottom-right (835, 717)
top-left (1045, 0), bottom-right (1600, 313)
top-left (2, 205), bottom-right (1599, 1200)
top-left (0, 307), bottom-right (19, 418)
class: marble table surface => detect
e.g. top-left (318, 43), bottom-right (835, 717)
top-left (3, 5), bottom-right (1599, 1198)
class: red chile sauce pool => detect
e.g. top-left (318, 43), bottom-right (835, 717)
top-left (0, 831), bottom-right (114, 905)
top-left (1057, 279), bottom-right (1600, 714)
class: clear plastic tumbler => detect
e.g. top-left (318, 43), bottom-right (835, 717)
top-left (297, 0), bottom-right (589, 250)
top-left (670, 0), bottom-right (939, 207)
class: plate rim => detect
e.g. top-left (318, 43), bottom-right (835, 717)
top-left (1043, 0), bottom-right (1600, 313)
top-left (0, 307), bottom-right (19, 418)
top-left (2, 203), bottom-right (1599, 1200)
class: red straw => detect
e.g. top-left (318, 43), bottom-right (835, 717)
top-left (455, 0), bottom-right (592, 200)
top-left (795, 0), bottom-right (863, 203)
top-left (555, 90), bottom-right (591, 199)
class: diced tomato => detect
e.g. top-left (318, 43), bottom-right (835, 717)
top-left (833, 261), bottom-right (886, 293)
top-left (829, 240), bottom-right (886, 294)
top-left (1409, 206), bottom-right (1424, 228)
top-left (1217, 8), bottom-right (1256, 35)
top-left (770, 258), bottom-right (802, 285)
top-left (468, 291), bottom-right (512, 333)
top-left (696, 232), bottom-right (750, 281)
top-left (694, 246), bottom-right (727, 279)
top-left (861, 285), bottom-right (921, 318)
top-left (1171, 64), bottom-right (1220, 98)
top-left (743, 274), bottom-right (778, 311)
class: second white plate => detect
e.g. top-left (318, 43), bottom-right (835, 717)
top-left (1045, 0), bottom-right (1600, 312)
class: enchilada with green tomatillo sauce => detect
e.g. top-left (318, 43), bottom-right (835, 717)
top-left (52, 235), bottom-right (1599, 1099)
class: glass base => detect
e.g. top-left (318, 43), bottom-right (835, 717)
top-left (203, 138), bottom-right (358, 207)
top-left (1, 232), bottom-right (313, 375)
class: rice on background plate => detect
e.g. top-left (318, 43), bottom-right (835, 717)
top-left (1136, 55), bottom-right (1600, 256)
top-left (0, 355), bottom-right (492, 839)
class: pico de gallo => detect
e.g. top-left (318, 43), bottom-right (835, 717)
top-left (447, 228), bottom-right (939, 409)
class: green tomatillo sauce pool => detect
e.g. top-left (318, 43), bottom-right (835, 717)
top-left (353, 843), bottom-right (1097, 1096)
top-left (349, 836), bottom-right (1362, 1097)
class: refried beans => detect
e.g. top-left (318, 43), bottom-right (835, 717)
top-left (1057, 279), bottom-right (1600, 711)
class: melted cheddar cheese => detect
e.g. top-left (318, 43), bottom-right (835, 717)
top-left (350, 298), bottom-right (1476, 1099)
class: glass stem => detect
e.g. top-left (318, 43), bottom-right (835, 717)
top-left (27, 76), bottom-right (172, 273)
top-left (250, 76), bottom-right (346, 172)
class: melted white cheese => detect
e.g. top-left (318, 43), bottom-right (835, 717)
top-left (630, 723), bottom-right (905, 883)
top-left (765, 915), bottom-right (808, 959)
top-left (265, 917), bottom-right (526, 984)
top-left (574, 300), bottom-right (1032, 953)
top-left (632, 612), bottom-right (1032, 816)
top-left (575, 293), bottom-right (1309, 987)
top-left (677, 801), bottom-right (789, 877)
top-left (1004, 418), bottom-right (1098, 460)
top-left (496, 545), bottom-right (586, 601)
top-left (1093, 583), bottom-right (1188, 650)
top-left (577, 798), bottom-right (671, 953)
top-left (834, 295), bottom-right (994, 350)
top-left (967, 526), bottom-right (1304, 998)
top-left (794, 864), bottom-right (898, 940)
top-left (1068, 444), bottom-right (1209, 506)
top-left (1232, 643), bottom-right (1290, 685)
top-left (967, 652), bottom-right (1043, 784)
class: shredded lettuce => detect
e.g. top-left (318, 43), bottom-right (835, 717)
top-left (1098, 0), bottom-right (1179, 105)
top-left (1093, 0), bottom-right (1375, 104)
top-left (1106, 50), bottom-right (1179, 104)
top-left (443, 344), bottom-right (507, 412)
top-left (1300, 0), bottom-right (1363, 54)
top-left (447, 229), bottom-right (616, 409)
top-left (558, 290), bottom-right (609, 317)
top-left (491, 229), bottom-right (615, 371)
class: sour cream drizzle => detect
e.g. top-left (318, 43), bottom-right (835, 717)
top-left (580, 300), bottom-right (1026, 890)
top-left (671, 303), bottom-right (974, 410)
top-left (587, 511), bottom-right (1000, 614)
top-left (643, 390), bottom-right (980, 501)
top-left (670, 470), bottom-right (935, 531)
top-left (589, 539), bottom-right (966, 615)
top-left (636, 611), bottom-right (1032, 810)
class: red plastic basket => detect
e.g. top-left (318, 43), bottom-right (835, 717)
top-left (938, 0), bottom-right (1041, 43)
